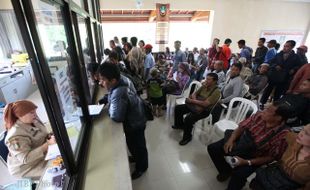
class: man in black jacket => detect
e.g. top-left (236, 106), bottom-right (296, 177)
top-left (260, 40), bottom-right (302, 107)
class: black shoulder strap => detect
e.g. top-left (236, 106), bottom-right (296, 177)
top-left (207, 86), bottom-right (218, 99)
top-left (257, 125), bottom-right (287, 148)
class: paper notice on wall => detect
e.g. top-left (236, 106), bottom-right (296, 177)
top-left (260, 30), bottom-right (305, 50)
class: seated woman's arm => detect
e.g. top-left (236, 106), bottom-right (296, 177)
top-left (7, 136), bottom-right (49, 164)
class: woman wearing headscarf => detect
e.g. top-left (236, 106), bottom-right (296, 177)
top-left (4, 100), bottom-right (55, 179)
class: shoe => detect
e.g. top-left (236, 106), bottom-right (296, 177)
top-left (216, 173), bottom-right (231, 182)
top-left (131, 170), bottom-right (145, 180)
top-left (128, 156), bottom-right (136, 163)
top-left (179, 137), bottom-right (192, 146)
top-left (172, 125), bottom-right (183, 129)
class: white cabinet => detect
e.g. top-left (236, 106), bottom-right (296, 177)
top-left (0, 67), bottom-right (38, 104)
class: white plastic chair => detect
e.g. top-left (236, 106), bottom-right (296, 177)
top-left (241, 84), bottom-right (250, 97)
top-left (195, 94), bottom-right (222, 144)
top-left (175, 80), bottom-right (202, 106)
top-left (211, 97), bottom-right (258, 142)
top-left (166, 78), bottom-right (191, 117)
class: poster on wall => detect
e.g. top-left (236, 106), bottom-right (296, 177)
top-left (260, 30), bottom-right (305, 50)
top-left (155, 3), bottom-right (170, 45)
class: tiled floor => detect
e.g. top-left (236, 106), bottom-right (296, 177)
top-left (131, 113), bottom-right (230, 190)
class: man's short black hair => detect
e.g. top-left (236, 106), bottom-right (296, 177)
top-left (121, 37), bottom-right (128, 43)
top-left (237, 39), bottom-right (246, 45)
top-left (99, 62), bottom-right (120, 81)
top-left (130, 37), bottom-right (138, 46)
top-left (231, 62), bottom-right (243, 71)
top-left (109, 51), bottom-right (119, 61)
top-left (259, 38), bottom-right (266, 43)
top-left (286, 40), bottom-right (296, 48)
top-left (207, 72), bottom-right (218, 82)
top-left (273, 101), bottom-right (294, 121)
top-left (224, 38), bottom-right (232, 44)
top-left (104, 48), bottom-right (111, 56)
top-left (87, 62), bottom-right (100, 74)
top-left (109, 40), bottom-right (115, 45)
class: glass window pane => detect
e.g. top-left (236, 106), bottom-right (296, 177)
top-left (32, 0), bottom-right (82, 153)
top-left (91, 23), bottom-right (97, 60)
top-left (72, 0), bottom-right (84, 9)
top-left (77, 15), bottom-right (95, 96)
top-left (87, 0), bottom-right (93, 17)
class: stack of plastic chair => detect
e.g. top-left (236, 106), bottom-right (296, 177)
top-left (210, 97), bottom-right (258, 143)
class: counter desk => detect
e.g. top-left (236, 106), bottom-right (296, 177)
top-left (33, 88), bottom-right (132, 190)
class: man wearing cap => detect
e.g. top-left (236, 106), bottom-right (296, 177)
top-left (264, 39), bottom-right (277, 64)
top-left (144, 44), bottom-right (155, 80)
top-left (297, 45), bottom-right (308, 65)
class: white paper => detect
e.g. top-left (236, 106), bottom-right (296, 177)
top-left (88, 104), bottom-right (104, 115)
top-left (45, 144), bottom-right (61, 160)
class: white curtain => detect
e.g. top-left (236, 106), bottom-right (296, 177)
top-left (0, 10), bottom-right (26, 59)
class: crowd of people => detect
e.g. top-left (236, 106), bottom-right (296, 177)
top-left (3, 34), bottom-right (309, 189)
top-left (96, 35), bottom-right (309, 189)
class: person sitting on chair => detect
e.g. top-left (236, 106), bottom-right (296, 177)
top-left (4, 100), bottom-right (56, 180)
top-left (245, 63), bottom-right (269, 97)
top-left (211, 62), bottom-right (244, 124)
top-left (172, 73), bottom-right (221, 146)
top-left (207, 101), bottom-right (291, 190)
top-left (250, 123), bottom-right (310, 190)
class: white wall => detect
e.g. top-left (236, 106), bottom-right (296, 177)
top-left (0, 0), bottom-right (12, 9)
top-left (100, 0), bottom-right (310, 53)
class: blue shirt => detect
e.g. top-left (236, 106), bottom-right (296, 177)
top-left (264, 48), bottom-right (277, 63)
top-left (172, 50), bottom-right (186, 72)
top-left (144, 53), bottom-right (155, 69)
top-left (240, 47), bottom-right (252, 61)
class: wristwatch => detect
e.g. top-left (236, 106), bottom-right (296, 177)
top-left (247, 160), bottom-right (252, 166)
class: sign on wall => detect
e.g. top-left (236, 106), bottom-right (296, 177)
top-left (155, 3), bottom-right (170, 45)
top-left (260, 30), bottom-right (305, 49)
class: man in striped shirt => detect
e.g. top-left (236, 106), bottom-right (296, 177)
top-left (208, 101), bottom-right (292, 190)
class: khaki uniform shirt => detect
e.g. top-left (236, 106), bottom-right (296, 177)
top-left (5, 119), bottom-right (48, 179)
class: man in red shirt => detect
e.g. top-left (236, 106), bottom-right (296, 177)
top-left (220, 38), bottom-right (232, 71)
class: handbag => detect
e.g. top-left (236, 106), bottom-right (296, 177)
top-left (268, 67), bottom-right (287, 84)
top-left (186, 86), bottom-right (217, 114)
top-left (162, 80), bottom-right (179, 94)
top-left (141, 98), bottom-right (154, 121)
top-left (254, 163), bottom-right (301, 190)
top-left (224, 125), bottom-right (286, 159)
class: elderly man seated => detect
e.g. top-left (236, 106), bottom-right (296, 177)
top-left (207, 101), bottom-right (292, 190)
top-left (172, 73), bottom-right (221, 145)
top-left (245, 63), bottom-right (269, 97)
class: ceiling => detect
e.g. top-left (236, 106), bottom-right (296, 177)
top-left (100, 10), bottom-right (210, 22)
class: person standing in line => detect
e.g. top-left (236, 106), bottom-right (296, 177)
top-left (171, 40), bottom-right (186, 74)
top-left (98, 63), bottom-right (148, 180)
top-left (264, 39), bottom-right (277, 64)
top-left (253, 38), bottom-right (268, 72)
top-left (144, 44), bottom-right (155, 80)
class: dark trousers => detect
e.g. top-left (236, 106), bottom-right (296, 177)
top-left (211, 104), bottom-right (224, 124)
top-left (207, 138), bottom-right (258, 190)
top-left (174, 104), bottom-right (210, 139)
top-left (124, 125), bottom-right (148, 172)
top-left (260, 82), bottom-right (289, 105)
